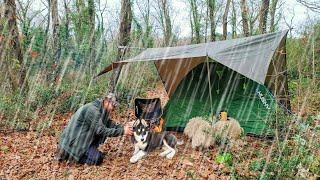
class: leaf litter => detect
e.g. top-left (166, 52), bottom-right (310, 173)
top-left (1, 83), bottom-right (318, 179)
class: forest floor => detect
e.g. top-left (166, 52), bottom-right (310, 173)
top-left (0, 83), bottom-right (298, 179)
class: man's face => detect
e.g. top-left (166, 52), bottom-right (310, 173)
top-left (103, 99), bottom-right (115, 112)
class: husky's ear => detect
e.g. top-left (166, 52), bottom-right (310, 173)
top-left (141, 119), bottom-right (148, 127)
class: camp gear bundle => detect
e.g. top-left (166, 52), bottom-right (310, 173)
top-left (134, 98), bottom-right (164, 132)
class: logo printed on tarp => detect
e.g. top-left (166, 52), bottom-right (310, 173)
top-left (256, 88), bottom-right (271, 110)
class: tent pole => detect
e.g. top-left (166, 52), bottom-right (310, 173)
top-left (206, 55), bottom-right (214, 120)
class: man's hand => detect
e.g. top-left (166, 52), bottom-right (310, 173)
top-left (124, 124), bottom-right (133, 136)
top-left (126, 121), bottom-right (134, 127)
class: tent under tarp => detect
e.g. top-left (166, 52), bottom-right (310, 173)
top-left (97, 30), bottom-right (291, 136)
top-left (163, 62), bottom-right (276, 135)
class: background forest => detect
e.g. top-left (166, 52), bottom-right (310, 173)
top-left (0, 0), bottom-right (319, 179)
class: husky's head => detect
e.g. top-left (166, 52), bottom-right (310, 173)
top-left (133, 119), bottom-right (150, 143)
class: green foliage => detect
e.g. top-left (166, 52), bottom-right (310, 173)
top-left (132, 17), bottom-right (154, 48)
top-left (31, 28), bottom-right (46, 53)
top-left (58, 23), bottom-right (72, 54)
top-left (265, 106), bottom-right (291, 137)
top-left (1, 73), bottom-right (110, 130)
top-left (116, 62), bottom-right (159, 99)
top-left (29, 85), bottom-right (56, 111)
top-left (255, 124), bottom-right (318, 178)
top-left (287, 24), bottom-right (320, 80)
top-left (250, 159), bottom-right (266, 171)
top-left (48, 76), bottom-right (109, 113)
top-left (0, 92), bottom-right (32, 130)
top-left (21, 26), bottom-right (46, 57)
top-left (0, 146), bottom-right (10, 154)
top-left (286, 38), bottom-right (305, 79)
top-left (63, 170), bottom-right (71, 177)
top-left (186, 170), bottom-right (196, 179)
top-left (36, 120), bottom-right (51, 134)
top-left (215, 152), bottom-right (233, 166)
top-left (70, 8), bottom-right (91, 43)
top-left (310, 156), bottom-right (320, 175)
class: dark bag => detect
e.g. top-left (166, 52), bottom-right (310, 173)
top-left (134, 98), bottom-right (162, 124)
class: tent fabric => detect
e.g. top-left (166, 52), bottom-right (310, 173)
top-left (154, 57), bottom-right (206, 96)
top-left (97, 30), bottom-right (291, 135)
top-left (264, 37), bottom-right (291, 109)
top-left (126, 30), bottom-right (287, 85)
top-left (163, 62), bottom-right (276, 135)
top-left (99, 30), bottom-right (289, 98)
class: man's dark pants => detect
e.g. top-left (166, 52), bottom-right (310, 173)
top-left (57, 137), bottom-right (104, 166)
top-left (78, 140), bottom-right (104, 165)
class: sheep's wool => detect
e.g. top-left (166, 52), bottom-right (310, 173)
top-left (184, 117), bottom-right (243, 149)
top-left (184, 117), bottom-right (213, 148)
top-left (212, 117), bottom-right (243, 140)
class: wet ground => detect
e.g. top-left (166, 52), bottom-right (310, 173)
top-left (0, 83), bottom-right (273, 179)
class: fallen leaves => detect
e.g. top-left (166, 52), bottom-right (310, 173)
top-left (0, 117), bottom-right (281, 179)
top-left (0, 87), bottom-right (280, 179)
top-left (182, 159), bottom-right (194, 166)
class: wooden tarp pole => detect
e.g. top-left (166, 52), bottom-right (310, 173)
top-left (206, 55), bottom-right (214, 118)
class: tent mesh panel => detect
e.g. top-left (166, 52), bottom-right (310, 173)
top-left (163, 62), bottom-right (276, 136)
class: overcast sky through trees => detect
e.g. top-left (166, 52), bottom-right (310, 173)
top-left (24, 0), bottom-right (320, 38)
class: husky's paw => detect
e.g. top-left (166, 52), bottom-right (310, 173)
top-left (159, 150), bottom-right (171, 157)
top-left (166, 150), bottom-right (176, 159)
top-left (130, 156), bottom-right (139, 163)
top-left (130, 151), bottom-right (146, 163)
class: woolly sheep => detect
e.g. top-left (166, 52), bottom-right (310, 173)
top-left (184, 116), bottom-right (243, 149)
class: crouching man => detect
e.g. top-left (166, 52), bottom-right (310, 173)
top-left (56, 93), bottom-right (133, 165)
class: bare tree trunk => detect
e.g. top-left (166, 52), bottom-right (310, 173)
top-left (64, 0), bottom-right (70, 38)
top-left (51, 0), bottom-right (59, 58)
top-left (143, 0), bottom-right (152, 47)
top-left (0, 3), bottom-right (6, 60)
top-left (17, 0), bottom-right (32, 51)
top-left (158, 0), bottom-right (173, 46)
top-left (189, 9), bottom-right (194, 43)
top-left (1, 0), bottom-right (27, 91)
top-left (249, 15), bottom-right (259, 35)
top-left (205, 4), bottom-right (208, 42)
top-left (190, 0), bottom-right (201, 43)
top-left (110, 0), bottom-right (133, 92)
top-left (259, 0), bottom-right (270, 34)
top-left (75, 0), bottom-right (84, 44)
top-left (231, 0), bottom-right (237, 39)
top-left (41, 0), bottom-right (50, 62)
top-left (136, 0), bottom-right (152, 47)
top-left (207, 0), bottom-right (216, 41)
top-left (269, 0), bottom-right (278, 32)
top-left (222, 0), bottom-right (231, 40)
top-left (240, 0), bottom-right (249, 37)
top-left (88, 0), bottom-right (96, 74)
top-left (88, 0), bottom-right (95, 41)
top-left (51, 0), bottom-right (61, 84)
top-left (163, 0), bottom-right (172, 46)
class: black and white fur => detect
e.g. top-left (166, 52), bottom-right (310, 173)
top-left (130, 119), bottom-right (182, 163)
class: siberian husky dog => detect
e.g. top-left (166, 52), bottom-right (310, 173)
top-left (130, 119), bottom-right (182, 163)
